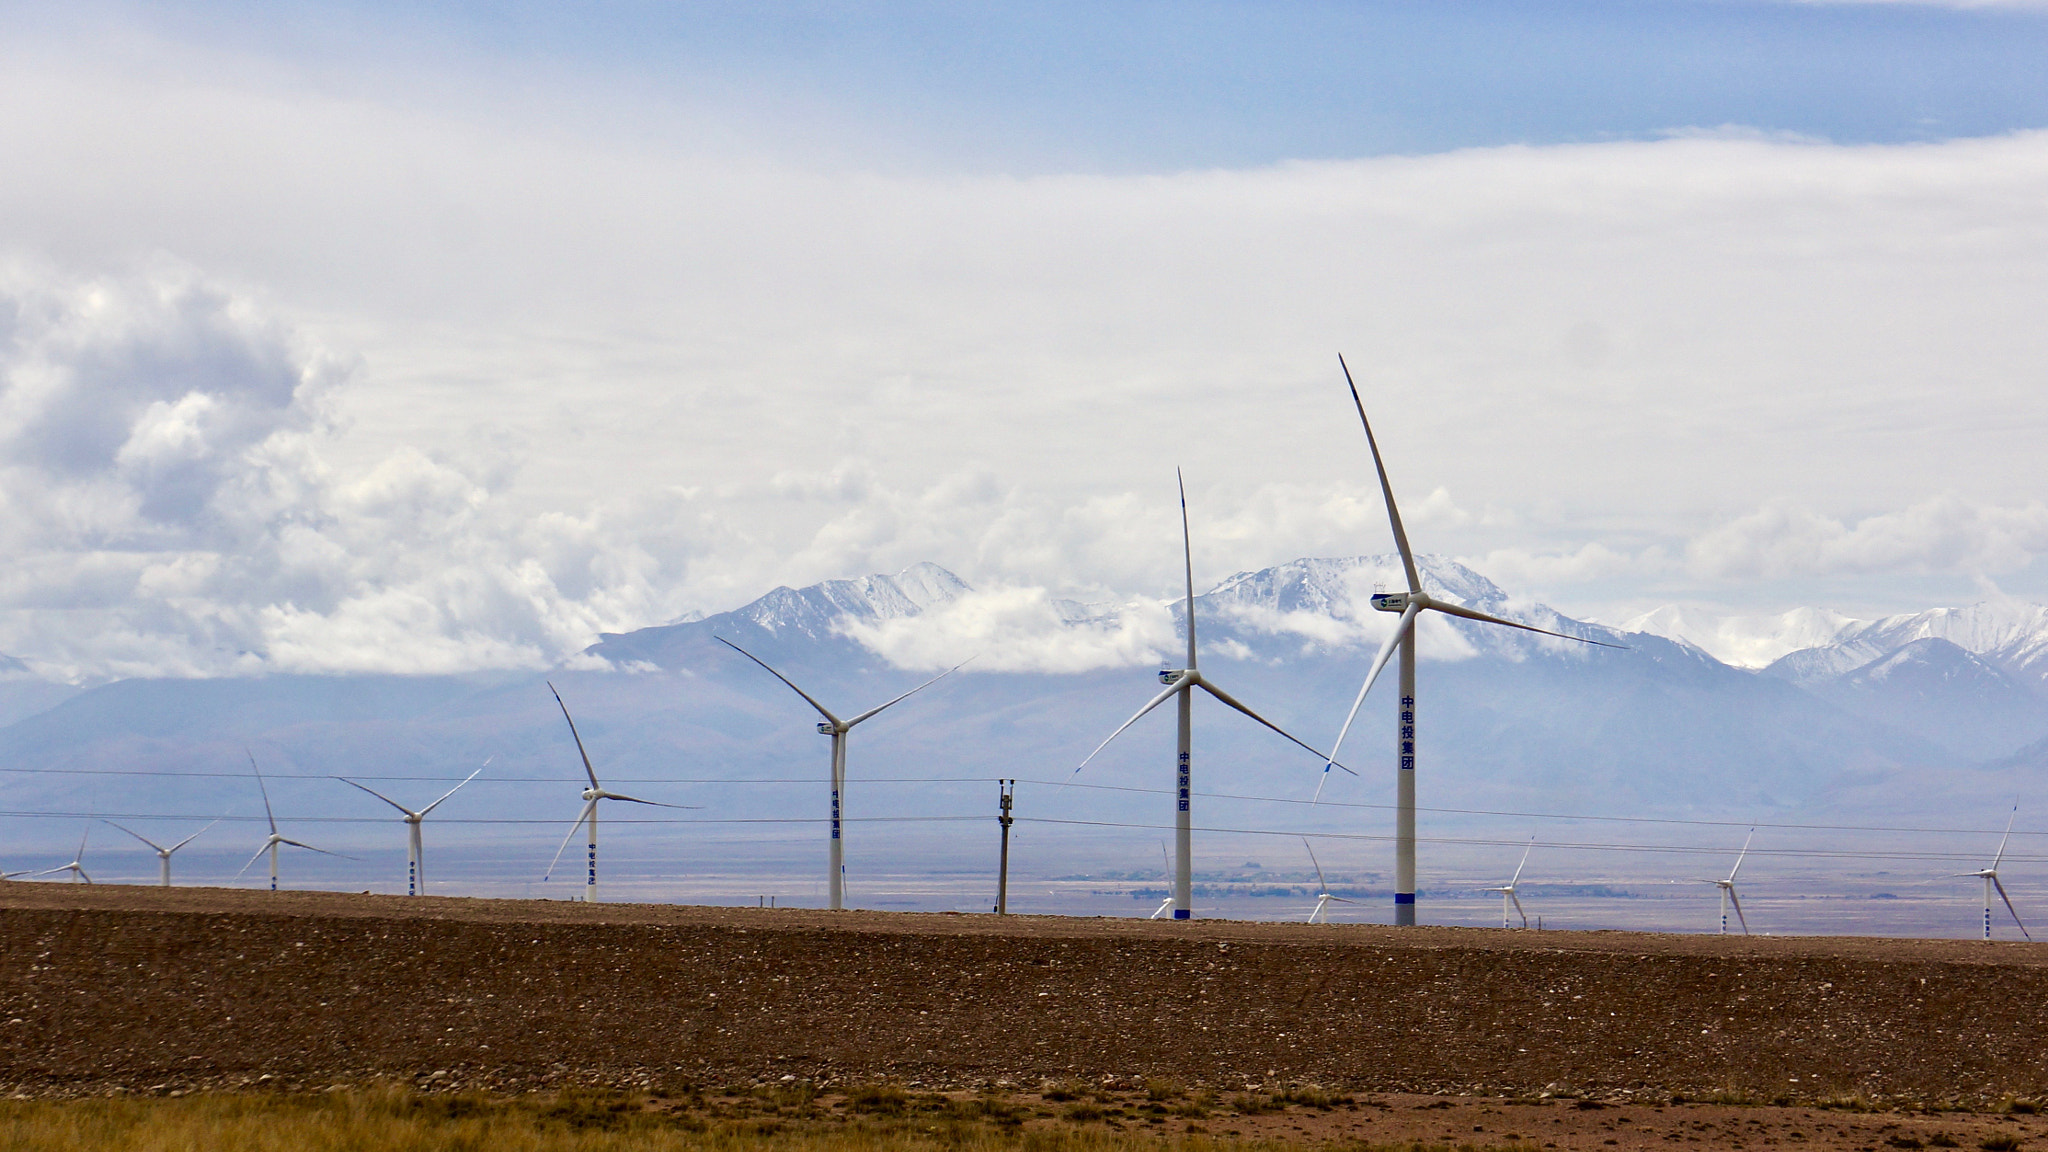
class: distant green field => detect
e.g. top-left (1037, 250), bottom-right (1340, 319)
top-left (0, 1087), bottom-right (1332, 1152)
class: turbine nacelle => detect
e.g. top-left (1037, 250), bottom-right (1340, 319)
top-left (1158, 669), bottom-right (1189, 685)
top-left (816, 721), bottom-right (837, 735)
top-left (1370, 591), bottom-right (1413, 613)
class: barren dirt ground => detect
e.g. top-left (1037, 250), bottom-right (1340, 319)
top-left (4, 885), bottom-right (2046, 1148)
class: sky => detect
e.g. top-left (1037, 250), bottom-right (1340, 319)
top-left (3, 0), bottom-right (2048, 679)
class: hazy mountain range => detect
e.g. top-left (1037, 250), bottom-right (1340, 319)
top-left (1, 556), bottom-right (2043, 879)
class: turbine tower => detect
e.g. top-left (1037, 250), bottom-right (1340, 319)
top-left (105, 817), bottom-right (222, 887)
top-left (37, 829), bottom-right (93, 884)
top-left (544, 682), bottom-right (694, 903)
top-left (717, 637), bottom-right (962, 912)
top-left (1958, 804), bottom-right (2030, 942)
top-left (1483, 838), bottom-right (1535, 928)
top-left (1075, 471), bottom-right (1348, 921)
top-left (1695, 829), bottom-right (1754, 935)
top-left (338, 763), bottom-right (484, 896)
top-left (235, 755), bottom-right (345, 891)
top-left (1304, 838), bottom-right (1361, 924)
top-left (1326, 355), bottom-right (1622, 926)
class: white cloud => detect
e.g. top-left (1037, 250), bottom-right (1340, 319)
top-left (840, 587), bottom-right (1177, 674)
top-left (1685, 496), bottom-right (2048, 581)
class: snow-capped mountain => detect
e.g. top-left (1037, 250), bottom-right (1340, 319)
top-left (1623, 606), bottom-right (1864, 669)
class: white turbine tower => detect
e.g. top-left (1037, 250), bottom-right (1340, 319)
top-left (1325, 355), bottom-right (1623, 926)
top-left (339, 763), bottom-right (485, 896)
top-left (1695, 829), bottom-right (1754, 935)
top-left (235, 754), bottom-right (346, 891)
top-left (1958, 804), bottom-right (2030, 942)
top-left (105, 817), bottom-right (222, 887)
top-left (37, 829), bottom-right (93, 884)
top-left (1074, 472), bottom-right (1348, 921)
top-left (1482, 838), bottom-right (1536, 928)
top-left (543, 682), bottom-right (694, 903)
top-left (716, 638), bottom-right (962, 913)
top-left (1303, 838), bottom-right (1361, 924)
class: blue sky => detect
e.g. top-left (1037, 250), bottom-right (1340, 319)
top-left (107, 0), bottom-right (2048, 169)
top-left (2, 1), bottom-right (2047, 677)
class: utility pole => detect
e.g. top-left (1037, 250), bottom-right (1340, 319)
top-left (995, 779), bottom-right (1016, 914)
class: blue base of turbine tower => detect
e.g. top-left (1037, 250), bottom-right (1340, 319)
top-left (1173, 909), bottom-right (1190, 920)
top-left (1395, 892), bottom-right (1416, 926)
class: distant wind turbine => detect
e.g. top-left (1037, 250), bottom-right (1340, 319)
top-left (1482, 838), bottom-right (1536, 929)
top-left (235, 754), bottom-right (347, 891)
top-left (1326, 355), bottom-right (1623, 926)
top-left (717, 638), bottom-right (963, 912)
top-left (1074, 471), bottom-right (1348, 921)
top-left (105, 816), bottom-right (223, 887)
top-left (338, 760), bottom-right (486, 896)
top-left (1304, 838), bottom-right (1361, 924)
top-left (543, 683), bottom-right (695, 903)
top-left (1150, 840), bottom-right (1174, 920)
top-left (1695, 829), bottom-right (1754, 935)
top-left (1958, 804), bottom-right (2029, 942)
top-left (37, 829), bottom-right (93, 884)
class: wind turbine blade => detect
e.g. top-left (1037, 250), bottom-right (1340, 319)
top-left (1510, 837), bottom-right (1534, 888)
top-left (418, 767), bottom-right (484, 816)
top-left (1727, 888), bottom-right (1750, 935)
top-left (1729, 829), bottom-right (1754, 883)
top-left (337, 777), bottom-right (414, 817)
top-left (546, 681), bottom-right (603, 790)
top-left (1323, 602), bottom-right (1419, 775)
top-left (1339, 354), bottom-right (1419, 594)
top-left (233, 844), bottom-right (270, 881)
top-left (1072, 679), bottom-right (1184, 773)
top-left (846, 659), bottom-right (967, 727)
top-left (715, 637), bottom-right (842, 726)
top-left (247, 751), bottom-right (278, 835)
top-left (1510, 891), bottom-right (1527, 929)
top-left (167, 814), bottom-right (226, 854)
top-left (103, 820), bottom-right (164, 854)
top-left (544, 800), bottom-right (598, 881)
top-left (1196, 678), bottom-right (1346, 768)
top-left (1992, 802), bottom-right (2019, 871)
top-left (1426, 599), bottom-right (1628, 649)
top-left (1178, 467), bottom-right (1197, 671)
top-left (1992, 875), bottom-right (2029, 939)
top-left (1302, 837), bottom-right (1328, 893)
top-left (601, 793), bottom-right (700, 809)
top-left (76, 867), bottom-right (92, 884)
top-left (277, 839), bottom-right (351, 859)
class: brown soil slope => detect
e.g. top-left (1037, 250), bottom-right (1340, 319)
top-left (2, 886), bottom-right (2044, 1103)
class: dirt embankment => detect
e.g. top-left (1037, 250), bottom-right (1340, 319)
top-left (2, 885), bottom-right (2044, 1105)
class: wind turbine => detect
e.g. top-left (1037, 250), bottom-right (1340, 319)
top-left (1074, 471), bottom-right (1349, 921)
top-left (1482, 838), bottom-right (1536, 929)
top-left (235, 754), bottom-right (346, 891)
top-left (1303, 838), bottom-right (1362, 924)
top-left (1325, 355), bottom-right (1624, 926)
top-left (37, 829), bottom-right (93, 884)
top-left (716, 638), bottom-right (962, 912)
top-left (543, 682), bottom-right (695, 903)
top-left (1958, 804), bottom-right (2029, 942)
top-left (105, 816), bottom-right (222, 887)
top-left (1150, 841), bottom-right (1174, 920)
top-left (1695, 829), bottom-right (1754, 935)
top-left (338, 761), bottom-right (485, 896)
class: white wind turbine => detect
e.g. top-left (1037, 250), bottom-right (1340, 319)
top-left (37, 829), bottom-right (94, 884)
top-left (1074, 471), bottom-right (1349, 921)
top-left (543, 682), bottom-right (695, 903)
top-left (1304, 838), bottom-right (1362, 924)
top-left (105, 816), bottom-right (223, 887)
top-left (717, 638), bottom-right (962, 913)
top-left (235, 754), bottom-right (347, 891)
top-left (1325, 355), bottom-right (1623, 926)
top-left (1482, 838), bottom-right (1536, 929)
top-left (1958, 804), bottom-right (2030, 942)
top-left (339, 762), bottom-right (485, 896)
top-left (1695, 829), bottom-right (1754, 935)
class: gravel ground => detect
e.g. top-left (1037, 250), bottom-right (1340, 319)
top-left (2, 885), bottom-right (2044, 1112)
